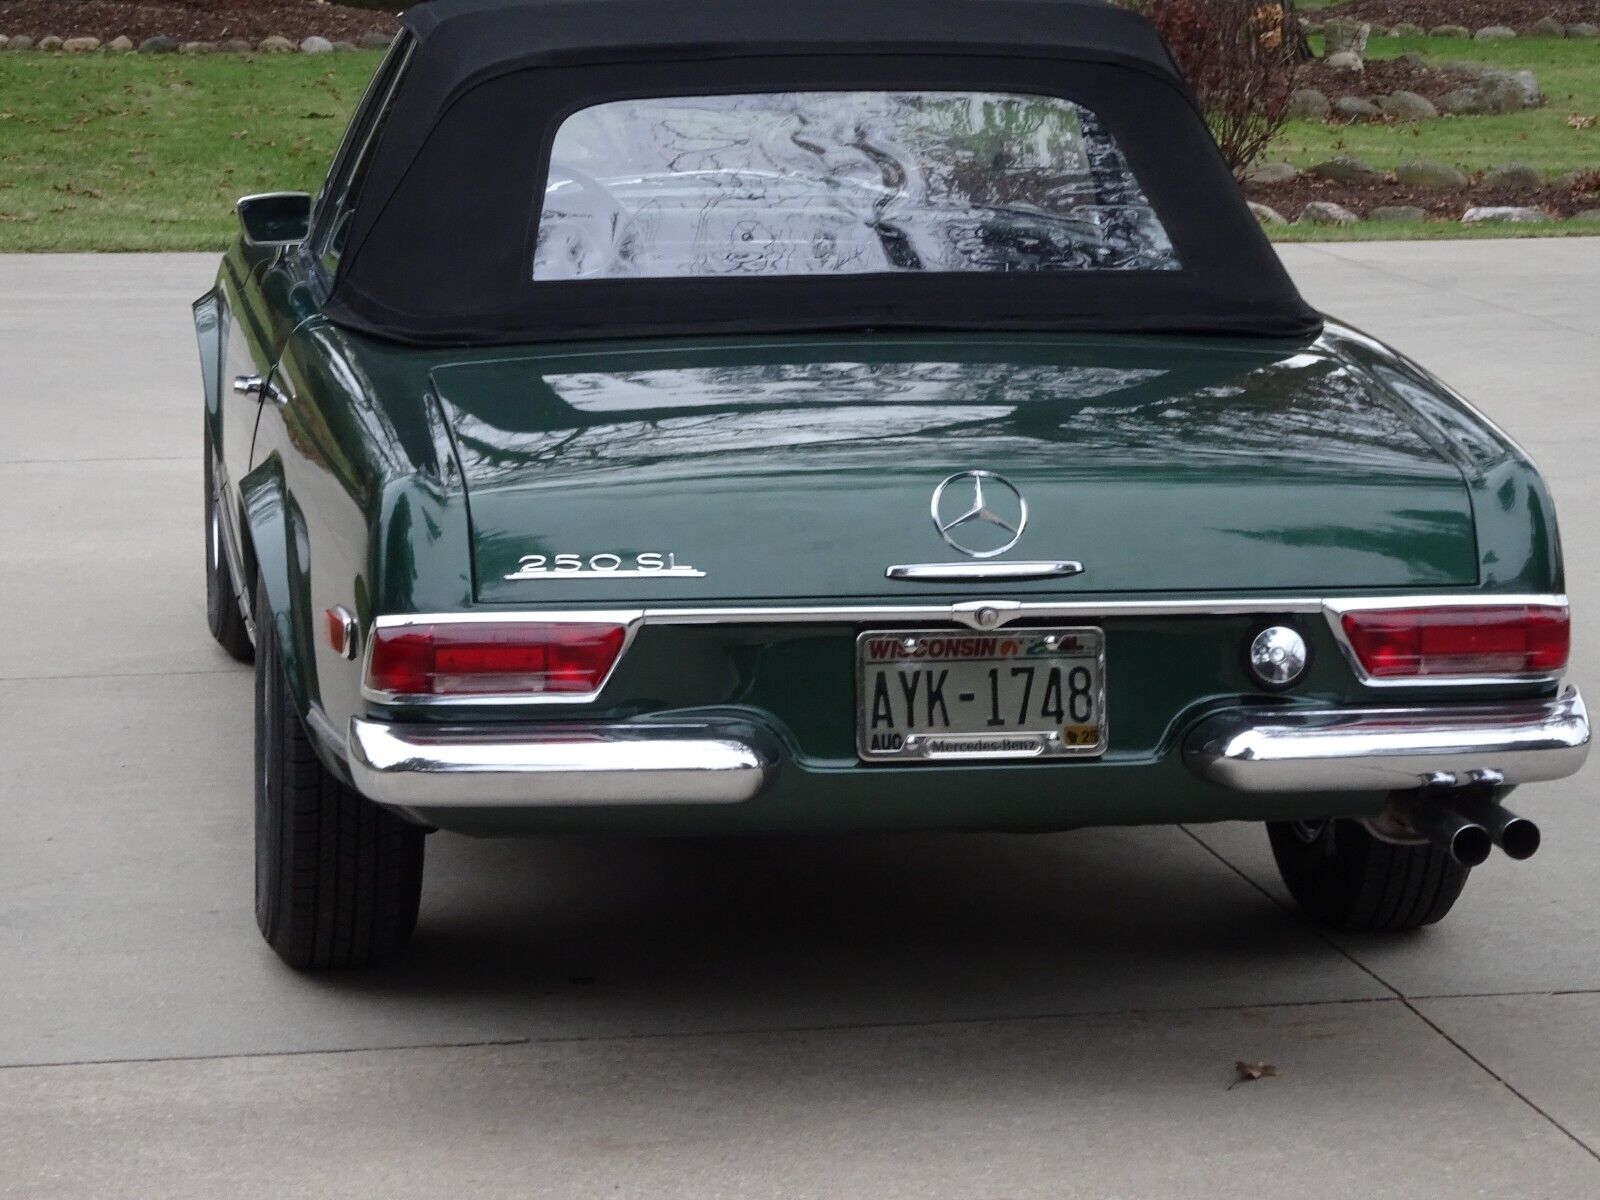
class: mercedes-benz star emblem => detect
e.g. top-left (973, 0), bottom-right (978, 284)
top-left (930, 470), bottom-right (1028, 559)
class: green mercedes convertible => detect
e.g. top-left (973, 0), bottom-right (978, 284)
top-left (197, 0), bottom-right (1589, 969)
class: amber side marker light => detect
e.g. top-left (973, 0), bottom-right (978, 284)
top-left (1339, 605), bottom-right (1569, 679)
top-left (367, 622), bottom-right (627, 697)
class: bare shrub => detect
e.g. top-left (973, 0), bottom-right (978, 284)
top-left (1129, 1), bottom-right (1302, 175)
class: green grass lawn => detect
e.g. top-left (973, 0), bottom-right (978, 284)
top-left (0, 51), bottom-right (383, 251)
top-left (0, 37), bottom-right (1595, 250)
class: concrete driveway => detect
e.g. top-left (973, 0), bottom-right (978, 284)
top-left (1, 242), bottom-right (1597, 1197)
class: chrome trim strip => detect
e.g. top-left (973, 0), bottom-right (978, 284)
top-left (1186, 686), bottom-right (1589, 793)
top-left (1322, 595), bottom-right (1569, 690)
top-left (347, 719), bottom-right (774, 808)
top-left (359, 594), bottom-right (1568, 707)
top-left (885, 561), bottom-right (1085, 582)
top-left (359, 610), bottom-right (645, 708)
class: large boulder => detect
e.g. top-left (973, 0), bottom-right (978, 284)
top-left (1569, 24), bottom-right (1600, 38)
top-left (1287, 88), bottom-right (1331, 121)
top-left (179, 41), bottom-right (217, 54)
top-left (356, 31), bottom-right (394, 49)
top-left (1395, 159), bottom-right (1467, 189)
top-left (1462, 206), bottom-right (1549, 223)
top-left (1474, 25), bottom-right (1517, 40)
top-left (1324, 50), bottom-right (1364, 72)
top-left (1429, 24), bottom-right (1469, 38)
top-left (36, 35), bottom-right (62, 51)
top-left (257, 35), bottom-right (294, 52)
top-left (1323, 18), bottom-right (1371, 56)
top-left (138, 35), bottom-right (178, 53)
top-left (1298, 201), bottom-right (1360, 225)
top-left (300, 36), bottom-right (334, 54)
top-left (1308, 155), bottom-right (1382, 184)
top-left (4, 35), bottom-right (34, 51)
top-left (1377, 91), bottom-right (1438, 121)
top-left (1242, 161), bottom-right (1298, 184)
top-left (1248, 202), bottom-right (1288, 226)
top-left (1526, 17), bottom-right (1566, 37)
top-left (106, 35), bottom-right (135, 52)
top-left (1370, 205), bottom-right (1428, 222)
top-left (1481, 162), bottom-right (1543, 191)
top-left (218, 38), bottom-right (252, 53)
top-left (1334, 96), bottom-right (1380, 119)
top-left (1439, 87), bottom-right (1491, 115)
top-left (62, 36), bottom-right (100, 52)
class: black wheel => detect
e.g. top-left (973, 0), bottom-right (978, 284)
top-left (204, 426), bottom-right (254, 663)
top-left (254, 577), bottom-right (425, 969)
top-left (1266, 818), bottom-right (1471, 932)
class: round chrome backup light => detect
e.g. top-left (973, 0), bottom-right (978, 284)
top-left (1249, 626), bottom-right (1308, 688)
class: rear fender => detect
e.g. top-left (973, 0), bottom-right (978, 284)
top-left (239, 457), bottom-right (319, 722)
top-left (193, 287), bottom-right (223, 450)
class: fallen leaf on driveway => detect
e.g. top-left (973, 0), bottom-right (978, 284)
top-left (1229, 1061), bottom-right (1280, 1090)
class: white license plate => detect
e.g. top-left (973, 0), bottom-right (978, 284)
top-left (856, 627), bottom-right (1107, 762)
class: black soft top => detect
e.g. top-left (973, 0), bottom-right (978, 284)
top-left (325, 0), bottom-right (1321, 346)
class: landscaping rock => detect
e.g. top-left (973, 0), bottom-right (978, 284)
top-left (1325, 50), bottom-right (1364, 72)
top-left (300, 36), bottom-right (334, 54)
top-left (1439, 87), bottom-right (1490, 115)
top-left (1395, 159), bottom-right (1467, 188)
top-left (1323, 19), bottom-right (1371, 55)
top-left (138, 35), bottom-right (178, 53)
top-left (1298, 201), bottom-right (1360, 225)
top-left (1430, 24), bottom-right (1469, 38)
top-left (1370, 205), bottom-right (1429, 222)
top-left (179, 41), bottom-right (216, 54)
top-left (1389, 23), bottom-right (1424, 37)
top-left (0, 35), bottom-right (9, 49)
top-left (1287, 88), bottom-right (1331, 120)
top-left (357, 31), bottom-right (394, 48)
top-left (257, 35), bottom-right (294, 52)
top-left (1462, 206), bottom-right (1549, 223)
top-left (106, 35), bottom-right (134, 52)
top-left (1308, 155), bottom-right (1382, 184)
top-left (1509, 69), bottom-right (1542, 105)
top-left (1377, 90), bottom-right (1437, 121)
top-left (1569, 24), bottom-right (1600, 38)
top-left (1242, 161), bottom-right (1298, 185)
top-left (1334, 95), bottom-right (1381, 118)
top-left (218, 38), bottom-right (251, 53)
top-left (1248, 202), bottom-right (1287, 226)
top-left (1474, 25), bottom-right (1517, 40)
top-left (62, 36), bottom-right (99, 52)
top-left (1526, 17), bottom-right (1565, 37)
top-left (1481, 162), bottom-right (1542, 191)
top-left (36, 35), bottom-right (62, 51)
top-left (5, 35), bottom-right (33, 51)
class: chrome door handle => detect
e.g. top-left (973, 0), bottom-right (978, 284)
top-left (233, 374), bottom-right (264, 396)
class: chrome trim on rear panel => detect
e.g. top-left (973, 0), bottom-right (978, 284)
top-left (885, 561), bottom-right (1084, 582)
top-left (348, 719), bottom-right (775, 808)
top-left (358, 594), bottom-right (1568, 706)
top-left (1186, 686), bottom-right (1589, 793)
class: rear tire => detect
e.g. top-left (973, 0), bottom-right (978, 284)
top-left (204, 428), bottom-right (254, 663)
top-left (1267, 818), bottom-right (1470, 932)
top-left (254, 578), bottom-right (425, 969)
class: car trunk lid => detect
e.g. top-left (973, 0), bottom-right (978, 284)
top-left (430, 336), bottom-right (1478, 604)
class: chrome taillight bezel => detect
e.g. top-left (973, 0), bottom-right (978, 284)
top-left (1323, 595), bottom-right (1570, 689)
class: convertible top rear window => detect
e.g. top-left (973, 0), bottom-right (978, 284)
top-left (321, 0), bottom-right (1321, 345)
top-left (534, 91), bottom-right (1179, 282)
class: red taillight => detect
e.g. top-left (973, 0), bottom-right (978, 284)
top-left (1339, 605), bottom-right (1568, 680)
top-left (366, 622), bottom-right (627, 697)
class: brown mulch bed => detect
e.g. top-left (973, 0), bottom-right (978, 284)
top-left (0, 0), bottom-right (397, 42)
top-left (1300, 54), bottom-right (1474, 104)
top-left (1246, 172), bottom-right (1600, 219)
top-left (1317, 0), bottom-right (1600, 28)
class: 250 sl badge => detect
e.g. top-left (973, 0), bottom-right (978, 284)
top-left (504, 552), bottom-right (706, 580)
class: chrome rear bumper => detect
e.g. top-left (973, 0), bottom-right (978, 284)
top-left (348, 719), bottom-right (775, 808)
top-left (1186, 686), bottom-right (1589, 793)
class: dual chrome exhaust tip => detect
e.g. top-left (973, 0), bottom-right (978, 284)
top-left (1371, 792), bottom-right (1541, 868)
